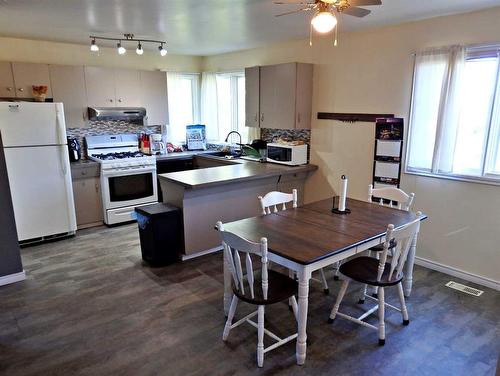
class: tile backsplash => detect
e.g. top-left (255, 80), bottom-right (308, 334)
top-left (260, 128), bottom-right (311, 145)
top-left (66, 121), bottom-right (161, 157)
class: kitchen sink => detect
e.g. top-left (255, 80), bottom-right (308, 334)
top-left (206, 151), bottom-right (241, 158)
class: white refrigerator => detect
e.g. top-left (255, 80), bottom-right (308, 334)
top-left (0, 102), bottom-right (76, 242)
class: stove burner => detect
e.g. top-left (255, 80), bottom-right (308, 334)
top-left (93, 151), bottom-right (146, 160)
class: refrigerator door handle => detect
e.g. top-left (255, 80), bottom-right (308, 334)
top-left (55, 104), bottom-right (66, 145)
top-left (60, 146), bottom-right (67, 176)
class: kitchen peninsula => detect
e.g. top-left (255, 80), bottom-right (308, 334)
top-left (158, 155), bottom-right (317, 258)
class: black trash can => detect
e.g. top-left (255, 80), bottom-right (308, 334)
top-left (135, 203), bottom-right (182, 266)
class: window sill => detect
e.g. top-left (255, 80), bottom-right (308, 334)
top-left (404, 169), bottom-right (500, 187)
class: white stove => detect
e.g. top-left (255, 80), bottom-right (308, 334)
top-left (86, 134), bottom-right (158, 225)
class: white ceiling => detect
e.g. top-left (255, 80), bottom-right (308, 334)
top-left (0, 0), bottom-right (499, 56)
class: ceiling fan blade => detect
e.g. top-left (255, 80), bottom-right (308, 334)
top-left (275, 7), bottom-right (311, 17)
top-left (349, 0), bottom-right (382, 6)
top-left (273, 1), bottom-right (313, 4)
top-left (341, 7), bottom-right (371, 17)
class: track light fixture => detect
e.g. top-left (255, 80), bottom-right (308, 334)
top-left (89, 34), bottom-right (167, 56)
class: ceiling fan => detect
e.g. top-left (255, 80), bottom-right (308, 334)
top-left (274, 0), bottom-right (382, 45)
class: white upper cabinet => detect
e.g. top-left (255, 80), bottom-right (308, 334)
top-left (2, 61), bottom-right (169, 128)
top-left (11, 62), bottom-right (52, 99)
top-left (0, 62), bottom-right (15, 97)
top-left (247, 62), bottom-right (313, 130)
top-left (245, 66), bottom-right (260, 128)
top-left (114, 68), bottom-right (141, 107)
top-left (49, 65), bottom-right (88, 128)
top-left (84, 66), bottom-right (116, 107)
top-left (140, 70), bottom-right (169, 125)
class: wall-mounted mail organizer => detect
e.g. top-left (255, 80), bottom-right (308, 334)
top-left (372, 117), bottom-right (404, 202)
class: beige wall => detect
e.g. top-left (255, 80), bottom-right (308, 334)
top-left (0, 36), bottom-right (203, 72)
top-left (203, 7), bottom-right (500, 284)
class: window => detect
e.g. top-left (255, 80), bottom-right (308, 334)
top-left (406, 45), bottom-right (500, 183)
top-left (216, 72), bottom-right (246, 143)
top-left (166, 72), bottom-right (200, 143)
top-left (200, 71), bottom-right (247, 143)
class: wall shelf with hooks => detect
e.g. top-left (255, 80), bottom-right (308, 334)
top-left (317, 112), bottom-right (395, 123)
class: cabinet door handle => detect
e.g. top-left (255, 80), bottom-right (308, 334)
top-left (95, 183), bottom-right (99, 193)
top-left (6, 87), bottom-right (12, 92)
top-left (109, 99), bottom-right (113, 103)
top-left (254, 113), bottom-right (258, 122)
top-left (118, 99), bottom-right (122, 103)
top-left (18, 88), bottom-right (24, 92)
top-left (261, 113), bottom-right (264, 122)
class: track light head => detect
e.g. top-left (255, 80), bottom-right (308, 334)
top-left (159, 43), bottom-right (167, 57)
top-left (136, 42), bottom-right (144, 55)
top-left (117, 41), bottom-right (126, 55)
top-left (90, 38), bottom-right (99, 52)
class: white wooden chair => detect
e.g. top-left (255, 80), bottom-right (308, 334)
top-left (355, 184), bottom-right (416, 302)
top-left (333, 185), bottom-right (415, 293)
top-left (328, 213), bottom-right (422, 345)
top-left (258, 189), bottom-right (330, 294)
top-left (216, 221), bottom-right (298, 368)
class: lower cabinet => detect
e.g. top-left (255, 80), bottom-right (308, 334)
top-left (71, 164), bottom-right (103, 229)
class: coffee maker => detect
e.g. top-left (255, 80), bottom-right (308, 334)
top-left (149, 134), bottom-right (166, 155)
top-left (67, 137), bottom-right (81, 162)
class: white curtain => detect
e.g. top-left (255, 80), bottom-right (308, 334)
top-left (200, 72), bottom-right (219, 141)
top-left (408, 45), bottom-right (465, 173)
top-left (166, 72), bottom-right (188, 143)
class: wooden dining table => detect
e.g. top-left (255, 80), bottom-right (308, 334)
top-left (222, 197), bottom-right (427, 365)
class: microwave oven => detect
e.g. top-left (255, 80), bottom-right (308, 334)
top-left (266, 143), bottom-right (308, 166)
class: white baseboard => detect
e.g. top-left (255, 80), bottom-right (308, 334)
top-left (415, 257), bottom-right (499, 291)
top-left (0, 270), bottom-right (26, 287)
top-left (181, 246), bottom-right (223, 261)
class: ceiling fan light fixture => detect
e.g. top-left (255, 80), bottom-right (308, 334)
top-left (311, 11), bottom-right (337, 33)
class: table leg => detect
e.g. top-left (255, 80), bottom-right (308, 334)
top-left (223, 248), bottom-right (232, 316)
top-left (296, 268), bottom-right (311, 365)
top-left (403, 232), bottom-right (419, 297)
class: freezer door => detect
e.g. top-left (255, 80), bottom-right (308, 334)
top-left (4, 145), bottom-right (77, 241)
top-left (0, 102), bottom-right (66, 147)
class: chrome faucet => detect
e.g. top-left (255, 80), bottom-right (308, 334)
top-left (224, 131), bottom-right (243, 155)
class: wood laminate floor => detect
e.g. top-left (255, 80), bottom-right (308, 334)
top-left (0, 224), bottom-right (499, 376)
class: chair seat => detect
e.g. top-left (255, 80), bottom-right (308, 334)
top-left (233, 269), bottom-right (298, 305)
top-left (369, 239), bottom-right (397, 252)
top-left (339, 256), bottom-right (403, 287)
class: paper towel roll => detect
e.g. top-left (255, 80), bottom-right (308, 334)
top-left (339, 175), bottom-right (348, 212)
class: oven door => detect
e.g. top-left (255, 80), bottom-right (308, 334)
top-left (101, 166), bottom-right (158, 210)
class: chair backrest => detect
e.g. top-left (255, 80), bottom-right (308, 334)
top-left (377, 212), bottom-right (422, 283)
top-left (216, 221), bottom-right (269, 300)
top-left (368, 184), bottom-right (415, 212)
top-left (258, 189), bottom-right (298, 215)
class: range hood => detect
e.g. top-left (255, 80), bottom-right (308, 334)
top-left (87, 107), bottom-right (147, 125)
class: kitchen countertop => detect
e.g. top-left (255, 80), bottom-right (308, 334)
top-left (158, 157), bottom-right (318, 190)
top-left (70, 159), bottom-right (100, 169)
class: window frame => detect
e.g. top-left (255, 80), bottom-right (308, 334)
top-left (405, 44), bottom-right (500, 187)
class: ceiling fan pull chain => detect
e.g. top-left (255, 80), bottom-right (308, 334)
top-left (334, 11), bottom-right (339, 46)
top-left (309, 18), bottom-right (313, 46)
